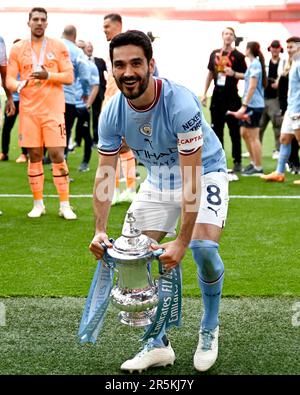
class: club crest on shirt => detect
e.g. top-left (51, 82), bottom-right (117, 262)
top-left (139, 123), bottom-right (152, 136)
top-left (46, 52), bottom-right (55, 60)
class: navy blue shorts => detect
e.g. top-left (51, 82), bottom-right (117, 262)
top-left (240, 107), bottom-right (264, 128)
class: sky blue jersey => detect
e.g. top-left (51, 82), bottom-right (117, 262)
top-left (243, 58), bottom-right (265, 108)
top-left (61, 38), bottom-right (90, 105)
top-left (0, 36), bottom-right (7, 66)
top-left (75, 59), bottom-right (99, 108)
top-left (287, 54), bottom-right (300, 115)
top-left (98, 78), bottom-right (226, 190)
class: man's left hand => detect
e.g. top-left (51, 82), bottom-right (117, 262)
top-left (151, 239), bottom-right (187, 271)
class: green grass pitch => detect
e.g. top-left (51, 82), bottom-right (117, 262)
top-left (0, 107), bottom-right (299, 375)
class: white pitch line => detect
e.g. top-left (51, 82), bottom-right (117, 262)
top-left (1, 194), bottom-right (300, 199)
top-left (229, 195), bottom-right (300, 199)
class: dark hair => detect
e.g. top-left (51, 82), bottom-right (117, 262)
top-left (104, 13), bottom-right (122, 24)
top-left (246, 41), bottom-right (267, 89)
top-left (29, 7), bottom-right (47, 20)
top-left (110, 30), bottom-right (153, 63)
top-left (286, 36), bottom-right (300, 44)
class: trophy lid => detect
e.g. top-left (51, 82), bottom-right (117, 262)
top-left (108, 210), bottom-right (155, 258)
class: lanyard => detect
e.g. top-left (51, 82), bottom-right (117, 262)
top-left (30, 37), bottom-right (47, 72)
top-left (215, 49), bottom-right (233, 68)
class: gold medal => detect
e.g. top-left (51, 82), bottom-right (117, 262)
top-left (35, 79), bottom-right (42, 88)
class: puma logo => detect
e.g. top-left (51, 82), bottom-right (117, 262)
top-left (208, 206), bottom-right (221, 217)
top-left (144, 138), bottom-right (153, 149)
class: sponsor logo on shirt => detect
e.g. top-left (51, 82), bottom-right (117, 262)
top-left (182, 111), bottom-right (202, 131)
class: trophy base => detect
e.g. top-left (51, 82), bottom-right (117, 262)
top-left (118, 309), bottom-right (156, 327)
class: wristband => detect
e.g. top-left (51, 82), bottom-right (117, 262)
top-left (242, 103), bottom-right (248, 107)
top-left (17, 80), bottom-right (27, 93)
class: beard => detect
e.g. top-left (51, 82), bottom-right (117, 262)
top-left (115, 70), bottom-right (150, 100)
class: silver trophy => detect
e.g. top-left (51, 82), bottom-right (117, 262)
top-left (103, 210), bottom-right (161, 327)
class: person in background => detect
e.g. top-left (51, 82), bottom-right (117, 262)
top-left (259, 40), bottom-right (284, 160)
top-left (6, 7), bottom-right (77, 219)
top-left (226, 41), bottom-right (267, 176)
top-left (201, 27), bottom-right (247, 174)
top-left (61, 25), bottom-right (90, 162)
top-left (261, 36), bottom-right (300, 184)
top-left (74, 40), bottom-right (99, 172)
top-left (0, 35), bottom-right (16, 162)
top-left (103, 13), bottom-right (136, 205)
top-left (84, 41), bottom-right (107, 148)
top-left (277, 38), bottom-right (300, 175)
top-left (0, 34), bottom-right (15, 216)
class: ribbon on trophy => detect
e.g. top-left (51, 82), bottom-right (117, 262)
top-left (141, 262), bottom-right (182, 342)
top-left (78, 258), bottom-right (114, 344)
top-left (78, 247), bottom-right (182, 344)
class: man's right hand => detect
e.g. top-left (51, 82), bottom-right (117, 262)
top-left (89, 232), bottom-right (113, 260)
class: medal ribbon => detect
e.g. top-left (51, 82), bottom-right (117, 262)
top-left (30, 37), bottom-right (47, 72)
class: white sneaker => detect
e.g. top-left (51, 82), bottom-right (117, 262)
top-left (28, 205), bottom-right (46, 218)
top-left (194, 326), bottom-right (219, 372)
top-left (119, 189), bottom-right (136, 203)
top-left (120, 340), bottom-right (176, 373)
top-left (111, 189), bottom-right (121, 206)
top-left (59, 206), bottom-right (77, 220)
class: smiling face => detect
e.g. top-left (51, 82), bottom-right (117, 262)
top-left (287, 41), bottom-right (298, 59)
top-left (103, 18), bottom-right (122, 42)
top-left (28, 11), bottom-right (48, 39)
top-left (112, 44), bottom-right (154, 100)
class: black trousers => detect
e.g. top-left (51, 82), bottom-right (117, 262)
top-left (75, 107), bottom-right (92, 164)
top-left (210, 94), bottom-right (242, 165)
top-left (289, 137), bottom-right (300, 167)
top-left (92, 96), bottom-right (104, 145)
top-left (64, 103), bottom-right (77, 157)
top-left (1, 101), bottom-right (27, 156)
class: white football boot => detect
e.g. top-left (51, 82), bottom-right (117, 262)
top-left (58, 205), bottom-right (77, 220)
top-left (121, 339), bottom-right (175, 373)
top-left (193, 326), bottom-right (219, 372)
top-left (28, 205), bottom-right (46, 218)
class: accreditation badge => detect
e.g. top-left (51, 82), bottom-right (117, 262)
top-left (217, 72), bottom-right (226, 86)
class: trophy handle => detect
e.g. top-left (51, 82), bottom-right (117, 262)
top-left (152, 248), bottom-right (164, 258)
top-left (100, 239), bottom-right (115, 269)
top-left (152, 248), bottom-right (167, 275)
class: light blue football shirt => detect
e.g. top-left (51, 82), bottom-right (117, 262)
top-left (0, 36), bottom-right (7, 66)
top-left (98, 78), bottom-right (226, 190)
top-left (75, 59), bottom-right (99, 108)
top-left (287, 54), bottom-right (300, 115)
top-left (61, 38), bottom-right (90, 105)
top-left (243, 58), bottom-right (265, 108)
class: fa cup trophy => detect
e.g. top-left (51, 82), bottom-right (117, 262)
top-left (78, 210), bottom-right (181, 344)
top-left (105, 210), bottom-right (160, 326)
